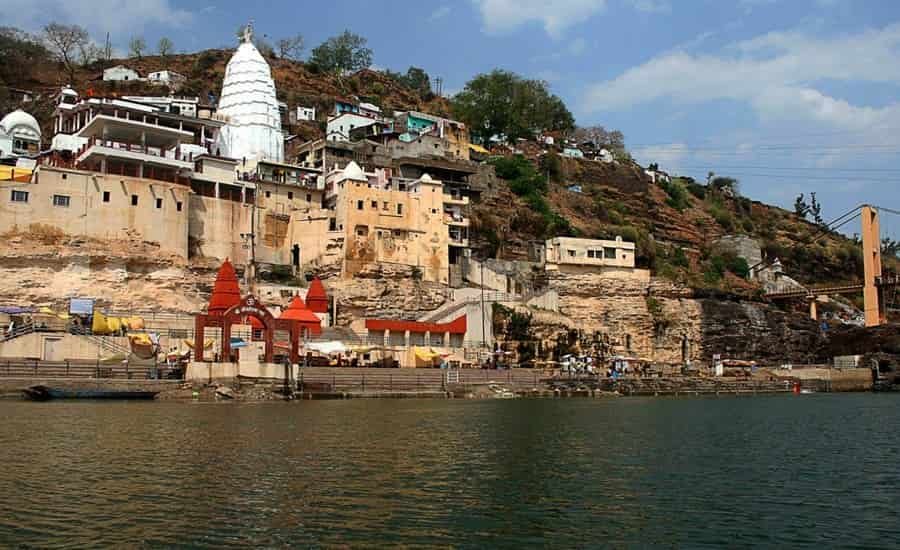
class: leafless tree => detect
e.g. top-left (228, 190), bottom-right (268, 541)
top-left (157, 37), bottom-right (174, 57)
top-left (129, 36), bottom-right (146, 59)
top-left (276, 34), bottom-right (304, 60)
top-left (42, 22), bottom-right (90, 83)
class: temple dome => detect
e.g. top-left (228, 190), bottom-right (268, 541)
top-left (0, 109), bottom-right (41, 141)
top-left (216, 25), bottom-right (284, 162)
top-left (342, 161), bottom-right (366, 182)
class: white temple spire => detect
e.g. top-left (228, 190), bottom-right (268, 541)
top-left (216, 23), bottom-right (284, 162)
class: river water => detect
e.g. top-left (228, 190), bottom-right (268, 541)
top-left (1, 394), bottom-right (898, 548)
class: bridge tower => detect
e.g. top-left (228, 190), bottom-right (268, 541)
top-left (861, 205), bottom-right (884, 327)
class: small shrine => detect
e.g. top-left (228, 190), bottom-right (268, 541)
top-left (280, 296), bottom-right (323, 338)
top-left (306, 277), bottom-right (329, 314)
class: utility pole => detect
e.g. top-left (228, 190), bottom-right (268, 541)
top-left (480, 261), bottom-right (487, 356)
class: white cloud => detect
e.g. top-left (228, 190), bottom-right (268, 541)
top-left (472, 0), bottom-right (607, 38)
top-left (568, 37), bottom-right (587, 55)
top-left (0, 0), bottom-right (193, 38)
top-left (582, 23), bottom-right (900, 132)
top-left (632, 142), bottom-right (690, 172)
top-left (428, 5), bottom-right (452, 21)
top-left (628, 0), bottom-right (671, 14)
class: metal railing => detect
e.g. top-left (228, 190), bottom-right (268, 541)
top-left (0, 359), bottom-right (180, 380)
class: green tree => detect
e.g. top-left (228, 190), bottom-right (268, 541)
top-left (157, 37), bottom-right (174, 57)
top-left (809, 192), bottom-right (824, 226)
top-left (0, 27), bottom-right (49, 85)
top-left (276, 34), bottom-right (304, 60)
top-left (128, 36), bottom-right (146, 59)
top-left (794, 193), bottom-right (809, 218)
top-left (42, 23), bottom-right (90, 83)
top-left (403, 66), bottom-right (431, 95)
top-left (452, 69), bottom-right (575, 143)
top-left (308, 30), bottom-right (372, 73)
top-left (709, 176), bottom-right (739, 197)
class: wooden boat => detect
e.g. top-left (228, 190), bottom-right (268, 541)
top-left (22, 385), bottom-right (159, 401)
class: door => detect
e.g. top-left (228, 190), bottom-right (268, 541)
top-left (42, 337), bottom-right (63, 361)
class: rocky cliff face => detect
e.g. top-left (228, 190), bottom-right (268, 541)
top-left (542, 270), bottom-right (819, 364)
top-left (0, 233), bottom-right (214, 313)
top-left (326, 263), bottom-right (450, 331)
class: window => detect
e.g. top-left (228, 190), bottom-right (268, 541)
top-left (156, 198), bottom-right (163, 209)
top-left (10, 190), bottom-right (28, 203)
top-left (306, 193), bottom-right (311, 202)
top-left (61, 173), bottom-right (67, 180)
top-left (587, 250), bottom-right (596, 259)
top-left (357, 200), bottom-right (363, 210)
top-left (355, 225), bottom-right (369, 237)
top-left (265, 191), bottom-right (271, 198)
top-left (397, 203), bottom-right (403, 215)
top-left (382, 201), bottom-right (389, 211)
top-left (371, 200), bottom-right (377, 209)
top-left (52, 194), bottom-right (70, 207)
top-left (131, 195), bottom-right (138, 206)
top-left (399, 183), bottom-right (407, 191)
top-left (604, 247), bottom-right (617, 259)
top-left (329, 218), bottom-right (337, 231)
top-left (568, 249), bottom-right (576, 257)
top-left (176, 201), bottom-right (183, 212)
top-left (287, 191), bottom-right (293, 200)
top-left (102, 191), bottom-right (110, 203)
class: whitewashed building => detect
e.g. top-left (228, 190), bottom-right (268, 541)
top-left (147, 70), bottom-right (187, 89)
top-left (103, 65), bottom-right (142, 82)
top-left (296, 106), bottom-right (316, 122)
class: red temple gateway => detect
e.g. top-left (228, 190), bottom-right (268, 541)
top-left (194, 260), bottom-right (303, 364)
top-left (280, 296), bottom-right (322, 338)
top-left (306, 277), bottom-right (329, 314)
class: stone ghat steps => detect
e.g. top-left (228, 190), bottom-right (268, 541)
top-left (602, 377), bottom-right (794, 395)
top-left (297, 368), bottom-right (548, 392)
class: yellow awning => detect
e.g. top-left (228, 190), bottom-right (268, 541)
top-left (414, 347), bottom-right (440, 361)
top-left (469, 143), bottom-right (489, 154)
top-left (0, 166), bottom-right (32, 182)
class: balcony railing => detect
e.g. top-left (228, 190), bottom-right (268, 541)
top-left (77, 136), bottom-right (195, 163)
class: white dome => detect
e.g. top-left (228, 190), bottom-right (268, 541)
top-left (0, 109), bottom-right (41, 141)
top-left (342, 161), bottom-right (367, 182)
top-left (216, 29), bottom-right (284, 162)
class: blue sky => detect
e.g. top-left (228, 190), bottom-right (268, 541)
top-left (5, 0), bottom-right (900, 239)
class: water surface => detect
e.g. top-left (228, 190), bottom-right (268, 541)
top-left (0, 395), bottom-right (898, 547)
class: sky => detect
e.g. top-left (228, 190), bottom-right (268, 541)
top-left (4, 0), bottom-right (900, 239)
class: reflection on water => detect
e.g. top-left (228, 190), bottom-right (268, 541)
top-left (0, 395), bottom-right (899, 547)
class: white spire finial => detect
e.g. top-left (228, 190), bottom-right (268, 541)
top-left (242, 21), bottom-right (253, 44)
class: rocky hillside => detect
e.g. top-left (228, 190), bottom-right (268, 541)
top-left (471, 153), bottom-right (896, 296)
top-left (5, 48), bottom-right (450, 142)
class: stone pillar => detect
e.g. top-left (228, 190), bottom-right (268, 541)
top-left (809, 299), bottom-right (818, 322)
top-left (444, 331), bottom-right (451, 348)
top-left (384, 329), bottom-right (390, 348)
top-left (404, 330), bottom-right (410, 347)
top-left (139, 162), bottom-right (144, 179)
top-left (861, 205), bottom-right (883, 327)
top-left (215, 182), bottom-right (220, 199)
